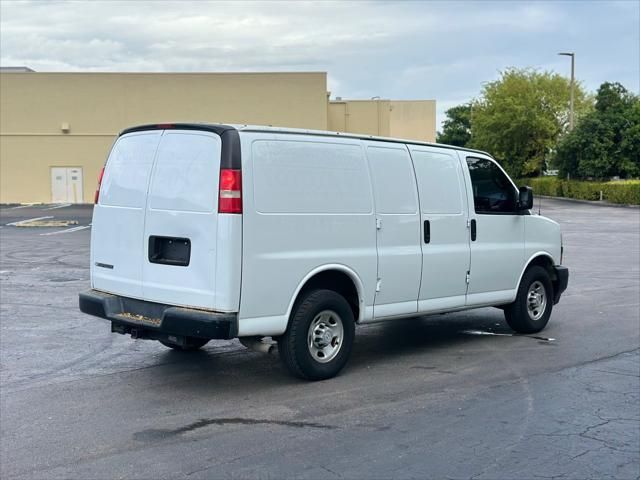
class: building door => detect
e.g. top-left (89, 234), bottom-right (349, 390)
top-left (51, 167), bottom-right (83, 203)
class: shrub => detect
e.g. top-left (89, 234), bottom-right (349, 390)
top-left (518, 177), bottom-right (640, 205)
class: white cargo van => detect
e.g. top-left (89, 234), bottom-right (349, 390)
top-left (80, 123), bottom-right (568, 380)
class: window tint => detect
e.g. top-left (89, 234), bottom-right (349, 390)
top-left (466, 157), bottom-right (516, 214)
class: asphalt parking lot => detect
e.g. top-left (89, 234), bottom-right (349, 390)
top-left (1, 199), bottom-right (638, 479)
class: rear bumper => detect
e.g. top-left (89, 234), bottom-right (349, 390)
top-left (553, 266), bottom-right (569, 304)
top-left (79, 289), bottom-right (238, 340)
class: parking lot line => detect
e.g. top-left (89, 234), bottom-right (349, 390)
top-left (43, 203), bottom-right (72, 210)
top-left (6, 216), bottom-right (54, 226)
top-left (9, 204), bottom-right (39, 209)
top-left (39, 225), bottom-right (91, 236)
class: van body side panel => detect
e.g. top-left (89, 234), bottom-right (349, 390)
top-left (215, 214), bottom-right (243, 312)
top-left (363, 142), bottom-right (421, 318)
top-left (409, 146), bottom-right (471, 313)
top-left (141, 131), bottom-right (222, 309)
top-left (91, 131), bottom-right (162, 298)
top-left (524, 216), bottom-right (561, 266)
top-left (238, 132), bottom-right (377, 336)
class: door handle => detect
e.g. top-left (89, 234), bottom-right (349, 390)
top-left (424, 220), bottom-right (430, 244)
top-left (470, 219), bottom-right (477, 241)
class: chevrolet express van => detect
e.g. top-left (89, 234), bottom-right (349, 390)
top-left (79, 124), bottom-right (569, 380)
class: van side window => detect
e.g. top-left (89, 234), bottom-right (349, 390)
top-left (366, 146), bottom-right (418, 214)
top-left (466, 157), bottom-right (517, 214)
top-left (411, 149), bottom-right (463, 215)
top-left (252, 140), bottom-right (372, 214)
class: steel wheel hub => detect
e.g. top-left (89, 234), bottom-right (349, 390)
top-left (527, 280), bottom-right (547, 321)
top-left (308, 310), bottom-right (344, 363)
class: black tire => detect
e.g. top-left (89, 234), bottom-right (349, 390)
top-left (160, 337), bottom-right (209, 351)
top-left (504, 265), bottom-right (553, 333)
top-left (278, 289), bottom-right (355, 381)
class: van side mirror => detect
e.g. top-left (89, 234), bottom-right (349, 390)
top-left (518, 186), bottom-right (533, 210)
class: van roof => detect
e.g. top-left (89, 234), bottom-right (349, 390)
top-left (119, 123), bottom-right (491, 157)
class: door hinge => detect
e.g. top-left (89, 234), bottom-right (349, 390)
top-left (466, 271), bottom-right (470, 284)
top-left (376, 278), bottom-right (381, 292)
top-left (376, 218), bottom-right (382, 230)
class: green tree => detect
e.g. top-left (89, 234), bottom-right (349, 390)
top-left (555, 82), bottom-right (639, 179)
top-left (437, 103), bottom-right (472, 147)
top-left (469, 68), bottom-right (590, 178)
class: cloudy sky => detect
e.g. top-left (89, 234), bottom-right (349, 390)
top-left (1, 0), bottom-right (638, 129)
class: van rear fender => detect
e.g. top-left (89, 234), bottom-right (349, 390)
top-left (287, 265), bottom-right (365, 327)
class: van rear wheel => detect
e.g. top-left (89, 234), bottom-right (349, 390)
top-left (160, 338), bottom-right (209, 351)
top-left (278, 289), bottom-right (355, 381)
top-left (504, 265), bottom-right (553, 334)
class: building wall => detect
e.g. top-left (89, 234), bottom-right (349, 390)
top-left (0, 72), bottom-right (437, 204)
top-left (328, 99), bottom-right (436, 143)
top-left (0, 72), bottom-right (327, 203)
top-left (389, 100), bottom-right (436, 143)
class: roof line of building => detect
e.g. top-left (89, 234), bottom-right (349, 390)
top-left (0, 70), bottom-right (327, 75)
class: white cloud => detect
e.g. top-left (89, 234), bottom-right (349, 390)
top-left (1, 0), bottom-right (638, 128)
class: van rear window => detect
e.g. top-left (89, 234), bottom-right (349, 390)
top-left (100, 132), bottom-right (160, 208)
top-left (148, 132), bottom-right (221, 213)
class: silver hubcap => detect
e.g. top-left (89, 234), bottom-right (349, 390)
top-left (527, 281), bottom-right (547, 321)
top-left (308, 310), bottom-right (344, 363)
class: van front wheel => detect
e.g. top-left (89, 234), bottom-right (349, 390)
top-left (504, 266), bottom-right (553, 334)
top-left (278, 289), bottom-right (355, 381)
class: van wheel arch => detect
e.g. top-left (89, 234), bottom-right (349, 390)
top-left (287, 269), bottom-right (361, 331)
top-left (521, 254), bottom-right (559, 297)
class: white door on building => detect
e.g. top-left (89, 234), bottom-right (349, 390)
top-left (51, 167), bottom-right (83, 203)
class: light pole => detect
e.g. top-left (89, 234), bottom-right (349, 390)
top-left (371, 96), bottom-right (381, 135)
top-left (558, 52), bottom-right (575, 131)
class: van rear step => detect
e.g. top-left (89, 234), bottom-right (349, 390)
top-left (79, 290), bottom-right (237, 340)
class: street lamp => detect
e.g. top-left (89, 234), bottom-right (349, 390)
top-left (371, 96), bottom-right (381, 135)
top-left (558, 52), bottom-right (575, 131)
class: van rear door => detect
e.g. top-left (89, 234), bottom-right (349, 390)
top-left (91, 130), bottom-right (162, 298)
top-left (141, 130), bottom-right (222, 309)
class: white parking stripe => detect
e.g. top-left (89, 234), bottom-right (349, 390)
top-left (39, 225), bottom-right (91, 236)
top-left (43, 203), bottom-right (72, 210)
top-left (6, 216), bottom-right (54, 226)
top-left (9, 204), bottom-right (38, 210)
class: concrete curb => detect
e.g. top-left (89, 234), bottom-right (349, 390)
top-left (537, 195), bottom-right (640, 209)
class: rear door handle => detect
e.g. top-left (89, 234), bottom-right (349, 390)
top-left (424, 220), bottom-right (430, 244)
top-left (470, 219), bottom-right (477, 241)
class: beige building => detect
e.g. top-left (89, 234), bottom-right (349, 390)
top-left (328, 99), bottom-right (436, 141)
top-left (0, 70), bottom-right (435, 203)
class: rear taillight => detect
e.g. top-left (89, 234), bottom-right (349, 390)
top-left (94, 166), bottom-right (105, 204)
top-left (219, 169), bottom-right (242, 214)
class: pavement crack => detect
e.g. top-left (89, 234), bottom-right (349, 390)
top-left (592, 369), bottom-right (640, 378)
top-left (134, 417), bottom-right (337, 442)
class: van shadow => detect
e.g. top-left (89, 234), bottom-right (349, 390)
top-left (149, 308), bottom-right (515, 393)
top-left (348, 309), bottom-right (511, 370)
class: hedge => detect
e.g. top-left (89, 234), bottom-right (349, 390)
top-left (518, 177), bottom-right (640, 205)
